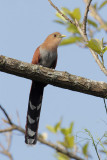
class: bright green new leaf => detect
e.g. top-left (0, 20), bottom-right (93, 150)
top-left (58, 136), bottom-right (74, 148)
top-left (86, 39), bottom-right (103, 54)
top-left (61, 122), bottom-right (74, 136)
top-left (61, 7), bottom-right (71, 15)
top-left (93, 3), bottom-right (98, 9)
top-left (54, 20), bottom-right (65, 25)
top-left (69, 122), bottom-right (74, 134)
top-left (55, 152), bottom-right (70, 160)
top-left (99, 0), bottom-right (107, 9)
top-left (67, 23), bottom-right (79, 34)
top-left (70, 8), bottom-right (81, 21)
top-left (56, 11), bottom-right (67, 22)
top-left (54, 119), bottom-right (62, 132)
top-left (60, 37), bottom-right (82, 46)
top-left (46, 125), bottom-right (56, 133)
top-left (102, 46), bottom-right (107, 54)
top-left (61, 128), bottom-right (70, 136)
top-left (87, 19), bottom-right (98, 28)
top-left (65, 136), bottom-right (74, 148)
top-left (82, 142), bottom-right (89, 157)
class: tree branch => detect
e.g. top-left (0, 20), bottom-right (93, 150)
top-left (83, 0), bottom-right (107, 32)
top-left (83, 0), bottom-right (92, 36)
top-left (0, 55), bottom-right (107, 98)
top-left (0, 106), bottom-right (84, 160)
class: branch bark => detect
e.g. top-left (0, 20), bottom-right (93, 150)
top-left (0, 55), bottom-right (107, 98)
top-left (83, 0), bottom-right (92, 36)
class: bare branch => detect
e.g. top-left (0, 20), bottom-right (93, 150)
top-left (0, 55), bottom-right (107, 98)
top-left (0, 107), bottom-right (83, 160)
top-left (83, 0), bottom-right (92, 36)
top-left (0, 132), bottom-right (13, 160)
top-left (48, 0), bottom-right (76, 25)
top-left (0, 105), bottom-right (13, 125)
top-left (83, 0), bottom-right (107, 32)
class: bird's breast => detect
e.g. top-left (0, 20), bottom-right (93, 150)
top-left (39, 47), bottom-right (57, 68)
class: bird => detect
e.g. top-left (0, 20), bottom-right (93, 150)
top-left (25, 32), bottom-right (66, 145)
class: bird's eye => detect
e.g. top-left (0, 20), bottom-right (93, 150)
top-left (54, 34), bottom-right (57, 37)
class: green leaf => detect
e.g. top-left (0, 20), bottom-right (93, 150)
top-left (58, 136), bottom-right (74, 148)
top-left (62, 7), bottom-right (71, 15)
top-left (93, 3), bottom-right (98, 9)
top-left (61, 122), bottom-right (74, 136)
top-left (65, 135), bottom-right (74, 148)
top-left (46, 125), bottom-right (56, 133)
top-left (54, 20), bottom-right (65, 25)
top-left (67, 23), bottom-right (79, 34)
top-left (70, 8), bottom-right (81, 21)
top-left (82, 142), bottom-right (89, 157)
top-left (102, 46), bottom-right (107, 54)
top-left (61, 128), bottom-right (70, 136)
top-left (54, 119), bottom-right (62, 132)
top-left (60, 37), bottom-right (82, 46)
top-left (56, 11), bottom-right (67, 22)
top-left (99, 0), bottom-right (107, 9)
top-left (86, 39), bottom-right (103, 54)
top-left (55, 152), bottom-right (70, 160)
top-left (69, 122), bottom-right (74, 134)
top-left (87, 19), bottom-right (98, 28)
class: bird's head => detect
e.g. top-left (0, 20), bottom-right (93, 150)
top-left (43, 32), bottom-right (66, 50)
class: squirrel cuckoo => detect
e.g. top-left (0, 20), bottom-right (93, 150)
top-left (25, 32), bottom-right (66, 145)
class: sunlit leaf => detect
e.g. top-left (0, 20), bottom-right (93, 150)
top-left (62, 7), bottom-right (71, 15)
top-left (86, 39), bottom-right (103, 54)
top-left (82, 142), bottom-right (89, 157)
top-left (61, 128), bottom-right (70, 136)
top-left (93, 3), bottom-right (98, 9)
top-left (102, 46), bottom-right (107, 54)
top-left (54, 119), bottom-right (62, 132)
top-left (54, 20), bottom-right (65, 25)
top-left (99, 0), bottom-right (107, 9)
top-left (60, 37), bottom-right (82, 46)
top-left (46, 125), bottom-right (56, 133)
top-left (65, 136), bottom-right (74, 148)
top-left (67, 23), bottom-right (79, 34)
top-left (69, 122), bottom-right (74, 134)
top-left (70, 8), bottom-right (81, 21)
top-left (87, 19), bottom-right (98, 28)
top-left (55, 152), bottom-right (70, 160)
top-left (56, 11), bottom-right (67, 22)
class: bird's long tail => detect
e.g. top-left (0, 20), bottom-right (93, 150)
top-left (25, 81), bottom-right (45, 145)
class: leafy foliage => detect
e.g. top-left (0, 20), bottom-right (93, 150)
top-left (47, 120), bottom-right (90, 159)
top-left (99, 0), bottom-right (107, 9)
top-left (82, 142), bottom-right (89, 158)
top-left (86, 38), bottom-right (107, 55)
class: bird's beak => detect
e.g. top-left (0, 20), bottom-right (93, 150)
top-left (60, 34), bottom-right (66, 38)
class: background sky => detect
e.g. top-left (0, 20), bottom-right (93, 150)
top-left (0, 0), bottom-right (107, 160)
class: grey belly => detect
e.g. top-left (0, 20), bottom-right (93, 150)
top-left (39, 51), bottom-right (57, 68)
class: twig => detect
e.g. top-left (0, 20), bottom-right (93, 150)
top-left (48, 0), bottom-right (76, 25)
top-left (0, 105), bottom-right (13, 125)
top-left (0, 107), bottom-right (83, 160)
top-left (0, 132), bottom-right (13, 160)
top-left (83, 0), bottom-right (107, 32)
top-left (83, 0), bottom-right (92, 36)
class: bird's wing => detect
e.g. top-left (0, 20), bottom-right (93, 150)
top-left (32, 46), bottom-right (40, 64)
